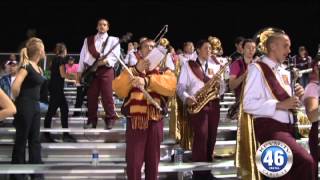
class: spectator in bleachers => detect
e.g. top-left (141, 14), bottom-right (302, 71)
top-left (0, 88), bottom-right (16, 120)
top-left (43, 43), bottom-right (76, 143)
top-left (65, 55), bottom-right (79, 82)
top-left (11, 37), bottom-right (46, 180)
top-left (0, 59), bottom-right (18, 99)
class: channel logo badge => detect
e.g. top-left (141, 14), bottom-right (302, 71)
top-left (256, 140), bottom-right (293, 178)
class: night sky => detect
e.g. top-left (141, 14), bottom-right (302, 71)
top-left (0, 0), bottom-right (319, 57)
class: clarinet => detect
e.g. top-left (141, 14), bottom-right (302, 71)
top-left (288, 55), bottom-right (302, 139)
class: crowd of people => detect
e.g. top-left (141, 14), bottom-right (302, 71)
top-left (0, 18), bottom-right (319, 180)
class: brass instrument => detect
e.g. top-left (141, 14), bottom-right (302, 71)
top-left (187, 62), bottom-right (230, 114)
top-left (253, 27), bottom-right (285, 55)
top-left (208, 36), bottom-right (223, 56)
top-left (158, 38), bottom-right (170, 70)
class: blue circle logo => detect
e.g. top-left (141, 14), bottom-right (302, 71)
top-left (256, 140), bottom-right (293, 178)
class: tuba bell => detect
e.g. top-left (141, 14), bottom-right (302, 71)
top-left (253, 27), bottom-right (285, 55)
top-left (208, 36), bottom-right (223, 56)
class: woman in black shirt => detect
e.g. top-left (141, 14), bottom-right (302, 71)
top-left (11, 37), bottom-right (45, 180)
top-left (43, 43), bottom-right (76, 142)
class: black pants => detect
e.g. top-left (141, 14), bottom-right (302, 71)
top-left (73, 86), bottom-right (87, 116)
top-left (44, 92), bottom-right (69, 128)
top-left (11, 98), bottom-right (42, 180)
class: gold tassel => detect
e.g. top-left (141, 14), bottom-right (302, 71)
top-left (131, 116), bottom-right (149, 130)
top-left (235, 80), bottom-right (262, 180)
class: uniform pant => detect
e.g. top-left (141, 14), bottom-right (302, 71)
top-left (126, 119), bottom-right (163, 180)
top-left (11, 98), bottom-right (42, 180)
top-left (189, 99), bottom-right (220, 180)
top-left (44, 92), bottom-right (69, 128)
top-left (309, 121), bottom-right (319, 180)
top-left (254, 118), bottom-right (315, 180)
top-left (87, 66), bottom-right (116, 125)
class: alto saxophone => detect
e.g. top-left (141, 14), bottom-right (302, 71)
top-left (187, 62), bottom-right (230, 114)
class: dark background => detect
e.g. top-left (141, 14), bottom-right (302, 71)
top-left (0, 0), bottom-right (319, 57)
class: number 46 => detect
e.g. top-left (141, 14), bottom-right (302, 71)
top-left (263, 150), bottom-right (284, 166)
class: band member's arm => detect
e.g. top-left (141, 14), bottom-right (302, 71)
top-left (112, 69), bottom-right (133, 98)
top-left (59, 65), bottom-right (76, 83)
top-left (146, 70), bottom-right (176, 97)
top-left (177, 63), bottom-right (192, 103)
top-left (229, 61), bottom-right (246, 90)
top-left (76, 39), bottom-right (87, 84)
top-left (0, 89), bottom-right (16, 120)
top-left (304, 97), bottom-right (318, 122)
top-left (229, 73), bottom-right (247, 90)
top-left (303, 83), bottom-right (319, 122)
top-left (12, 67), bottom-right (28, 98)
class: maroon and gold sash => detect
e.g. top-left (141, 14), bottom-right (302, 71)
top-left (87, 35), bottom-right (100, 59)
top-left (255, 61), bottom-right (290, 101)
top-left (188, 61), bottom-right (210, 83)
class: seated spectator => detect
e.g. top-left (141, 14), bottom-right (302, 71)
top-left (0, 59), bottom-right (18, 99)
top-left (65, 56), bottom-right (79, 81)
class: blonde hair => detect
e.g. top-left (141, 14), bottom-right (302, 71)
top-left (20, 37), bottom-right (44, 66)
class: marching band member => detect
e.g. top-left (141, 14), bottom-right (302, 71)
top-left (178, 41), bottom-right (197, 67)
top-left (227, 39), bottom-right (256, 120)
top-left (293, 46), bottom-right (313, 87)
top-left (177, 40), bottom-right (225, 180)
top-left (124, 42), bottom-right (137, 66)
top-left (302, 59), bottom-right (320, 180)
top-left (230, 36), bottom-right (245, 62)
top-left (243, 32), bottom-right (315, 179)
top-left (123, 38), bottom-right (175, 71)
top-left (112, 38), bottom-right (176, 180)
top-left (77, 18), bottom-right (120, 129)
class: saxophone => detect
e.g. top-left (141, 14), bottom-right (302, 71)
top-left (187, 62), bottom-right (230, 114)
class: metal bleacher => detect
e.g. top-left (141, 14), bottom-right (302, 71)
top-left (0, 87), bottom-right (316, 179)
